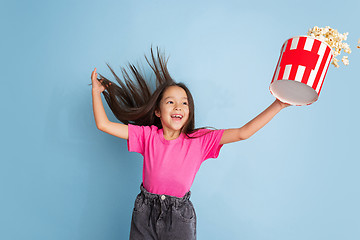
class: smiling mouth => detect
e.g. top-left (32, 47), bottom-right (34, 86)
top-left (171, 114), bottom-right (183, 120)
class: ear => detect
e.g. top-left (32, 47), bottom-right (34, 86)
top-left (155, 109), bottom-right (160, 118)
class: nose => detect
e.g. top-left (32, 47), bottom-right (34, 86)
top-left (174, 103), bottom-right (182, 110)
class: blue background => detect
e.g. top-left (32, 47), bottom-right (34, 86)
top-left (1, 0), bottom-right (359, 239)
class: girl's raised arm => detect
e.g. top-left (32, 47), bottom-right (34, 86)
top-left (91, 68), bottom-right (129, 140)
top-left (219, 99), bottom-right (290, 145)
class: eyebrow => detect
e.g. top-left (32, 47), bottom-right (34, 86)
top-left (164, 96), bottom-right (188, 100)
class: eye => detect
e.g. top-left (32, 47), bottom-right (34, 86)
top-left (183, 102), bottom-right (188, 105)
top-left (167, 101), bottom-right (173, 104)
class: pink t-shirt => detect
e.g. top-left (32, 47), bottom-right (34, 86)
top-left (127, 124), bottom-right (225, 198)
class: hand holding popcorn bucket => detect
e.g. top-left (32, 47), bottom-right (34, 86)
top-left (270, 35), bottom-right (333, 106)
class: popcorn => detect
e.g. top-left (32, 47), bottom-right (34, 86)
top-left (332, 58), bottom-right (339, 68)
top-left (341, 56), bottom-right (349, 65)
top-left (307, 26), bottom-right (351, 67)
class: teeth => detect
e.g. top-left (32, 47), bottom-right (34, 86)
top-left (171, 115), bottom-right (182, 119)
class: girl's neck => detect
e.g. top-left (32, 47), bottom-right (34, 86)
top-left (162, 127), bottom-right (182, 140)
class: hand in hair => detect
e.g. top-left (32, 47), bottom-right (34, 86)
top-left (91, 68), bottom-right (111, 93)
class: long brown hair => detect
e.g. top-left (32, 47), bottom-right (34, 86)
top-left (89, 46), bottom-right (218, 139)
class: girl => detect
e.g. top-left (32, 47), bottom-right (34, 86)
top-left (90, 47), bottom-right (290, 239)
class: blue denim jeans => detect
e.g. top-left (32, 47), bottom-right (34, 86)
top-left (129, 183), bottom-right (196, 240)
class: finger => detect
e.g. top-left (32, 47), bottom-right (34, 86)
top-left (91, 70), bottom-right (96, 79)
top-left (91, 68), bottom-right (97, 77)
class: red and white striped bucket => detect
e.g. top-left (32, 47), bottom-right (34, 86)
top-left (270, 35), bottom-right (333, 106)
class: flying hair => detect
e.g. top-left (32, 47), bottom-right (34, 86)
top-left (89, 46), bottom-right (219, 139)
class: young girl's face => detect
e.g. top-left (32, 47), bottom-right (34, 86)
top-left (155, 86), bottom-right (190, 133)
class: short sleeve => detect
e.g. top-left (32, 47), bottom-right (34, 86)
top-left (201, 129), bottom-right (225, 161)
top-left (127, 124), bottom-right (149, 155)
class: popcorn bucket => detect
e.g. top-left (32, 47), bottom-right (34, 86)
top-left (270, 35), bottom-right (333, 106)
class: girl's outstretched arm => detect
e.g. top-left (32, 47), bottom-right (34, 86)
top-left (91, 68), bottom-right (129, 140)
top-left (91, 68), bottom-right (110, 129)
top-left (219, 99), bottom-right (290, 145)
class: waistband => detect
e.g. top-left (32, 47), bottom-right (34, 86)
top-left (139, 183), bottom-right (191, 204)
top-left (139, 183), bottom-right (192, 230)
